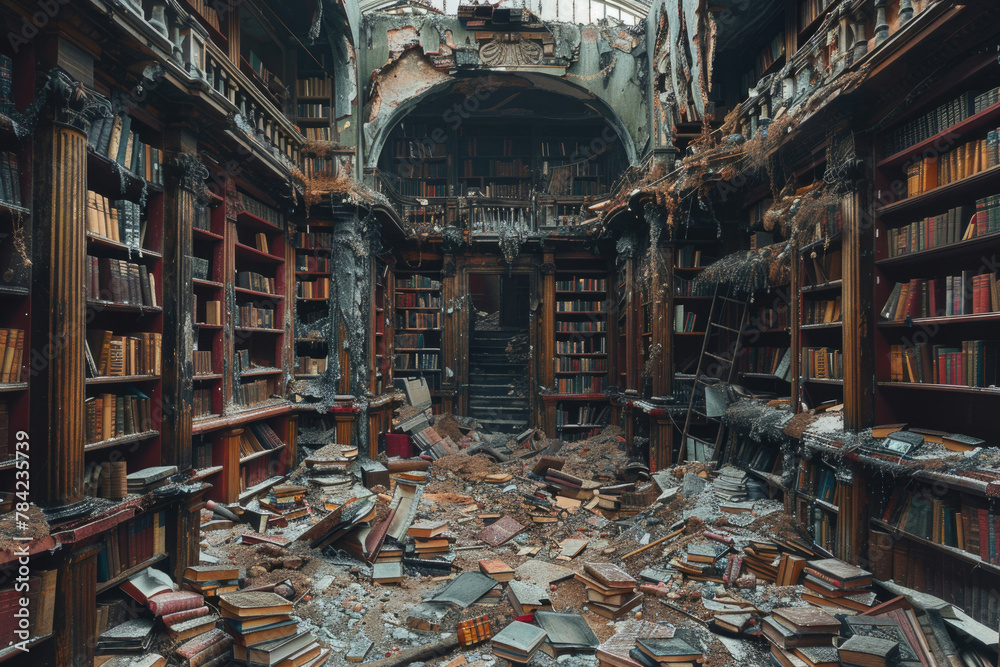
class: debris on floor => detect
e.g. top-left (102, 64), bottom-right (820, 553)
top-left (90, 407), bottom-right (1000, 667)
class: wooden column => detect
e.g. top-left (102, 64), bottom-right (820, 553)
top-left (842, 188), bottom-right (874, 430)
top-left (212, 427), bottom-right (242, 503)
top-left (651, 245), bottom-right (672, 398)
top-left (49, 543), bottom-right (101, 666)
top-left (285, 415), bottom-right (298, 472)
top-left (540, 254), bottom-right (556, 433)
top-left (31, 72), bottom-right (89, 507)
top-left (440, 254), bottom-right (458, 415)
top-left (334, 409), bottom-right (354, 447)
top-left (173, 488), bottom-right (208, 583)
top-left (161, 146), bottom-right (203, 470)
top-left (622, 254), bottom-right (638, 391)
top-left (649, 414), bottom-right (673, 471)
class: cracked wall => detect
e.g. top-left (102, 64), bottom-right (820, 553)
top-left (359, 11), bottom-right (650, 170)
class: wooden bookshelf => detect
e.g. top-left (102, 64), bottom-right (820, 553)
top-left (798, 223), bottom-right (844, 406)
top-left (371, 258), bottom-right (391, 394)
top-left (82, 108), bottom-right (165, 477)
top-left (232, 191), bottom-right (288, 411)
top-left (292, 222), bottom-right (332, 383)
top-left (193, 187), bottom-right (225, 422)
top-left (393, 271), bottom-right (443, 390)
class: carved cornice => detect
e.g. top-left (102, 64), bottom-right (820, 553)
top-left (35, 68), bottom-right (94, 133)
top-left (173, 152), bottom-right (209, 194)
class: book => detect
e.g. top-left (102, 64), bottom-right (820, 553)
top-left (804, 558), bottom-right (872, 589)
top-left (491, 620), bottom-right (547, 662)
top-left (837, 635), bottom-right (901, 667)
top-left (771, 607), bottom-right (840, 635)
top-left (218, 591), bottom-right (293, 618)
top-left (147, 590), bottom-right (204, 616)
top-left (635, 636), bottom-right (702, 663)
top-left (119, 567), bottom-right (174, 606)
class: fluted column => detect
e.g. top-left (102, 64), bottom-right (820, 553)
top-left (161, 146), bottom-right (205, 470)
top-left (31, 70), bottom-right (90, 508)
top-left (49, 543), bottom-right (101, 666)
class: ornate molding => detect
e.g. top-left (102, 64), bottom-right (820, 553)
top-left (225, 178), bottom-right (244, 221)
top-left (540, 262), bottom-right (556, 276)
top-left (479, 34), bottom-right (543, 67)
top-left (174, 152), bottom-right (210, 195)
top-left (35, 68), bottom-right (94, 132)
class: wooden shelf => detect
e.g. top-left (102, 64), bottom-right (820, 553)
top-left (0, 285), bottom-right (28, 298)
top-left (86, 233), bottom-right (162, 260)
top-left (876, 164), bottom-right (1000, 219)
top-left (0, 634), bottom-right (52, 663)
top-left (86, 299), bottom-right (161, 314)
top-left (84, 430), bottom-right (159, 452)
top-left (86, 375), bottom-right (159, 385)
top-left (877, 381), bottom-right (1000, 395)
top-left (876, 230), bottom-right (1000, 266)
top-left (237, 210), bottom-right (284, 234)
top-left (239, 368), bottom-right (282, 377)
top-left (879, 99), bottom-right (1000, 169)
top-left (799, 232), bottom-right (843, 255)
top-left (552, 352), bottom-right (605, 357)
top-left (193, 278), bottom-right (224, 289)
top-left (235, 327), bottom-right (283, 334)
top-left (878, 311), bottom-right (1000, 327)
top-left (188, 466), bottom-right (223, 483)
top-left (740, 372), bottom-right (789, 381)
top-left (235, 242), bottom-right (283, 265)
top-left (554, 330), bottom-right (606, 336)
top-left (393, 368), bottom-right (441, 373)
top-left (96, 552), bottom-right (168, 594)
top-left (804, 378), bottom-right (844, 385)
top-left (240, 443), bottom-right (286, 464)
top-left (196, 323), bottom-right (223, 330)
top-left (871, 518), bottom-right (1000, 576)
top-left (801, 322), bottom-right (843, 330)
top-left (554, 370), bottom-right (606, 375)
top-left (395, 347), bottom-right (440, 352)
top-left (394, 287), bottom-right (439, 292)
top-left (193, 226), bottom-right (224, 241)
top-left (800, 279), bottom-right (843, 294)
top-left (555, 290), bottom-right (607, 295)
top-left (194, 373), bottom-right (223, 381)
top-left (795, 490), bottom-right (840, 514)
top-left (234, 287), bottom-right (283, 300)
top-left (0, 382), bottom-right (27, 393)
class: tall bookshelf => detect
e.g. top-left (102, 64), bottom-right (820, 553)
top-left (371, 258), bottom-right (391, 395)
top-left (393, 271), bottom-right (443, 392)
top-left (232, 192), bottom-right (287, 412)
top-left (550, 256), bottom-right (610, 442)
top-left (872, 65), bottom-right (1000, 443)
top-left (798, 202), bottom-right (844, 409)
top-left (0, 57), bottom-right (30, 478)
top-left (83, 106), bottom-right (165, 479)
top-left (293, 224), bottom-right (332, 382)
top-left (738, 198), bottom-right (793, 393)
top-left (459, 126), bottom-right (530, 199)
top-left (862, 56), bottom-right (1000, 626)
top-left (192, 188), bottom-right (226, 425)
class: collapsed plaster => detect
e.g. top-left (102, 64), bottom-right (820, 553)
top-left (360, 11), bottom-right (651, 171)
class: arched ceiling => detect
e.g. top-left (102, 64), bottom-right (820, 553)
top-left (357, 0), bottom-right (650, 25)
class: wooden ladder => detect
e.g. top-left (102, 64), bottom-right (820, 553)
top-left (678, 282), bottom-right (749, 462)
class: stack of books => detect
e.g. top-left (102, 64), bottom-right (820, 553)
top-left (126, 466), bottom-right (177, 494)
top-left (763, 606), bottom-right (840, 667)
top-left (218, 590), bottom-right (330, 666)
top-left (491, 620), bottom-right (548, 664)
top-left (534, 610), bottom-right (600, 657)
top-left (182, 564), bottom-right (240, 599)
top-left (260, 484), bottom-right (309, 521)
top-left (575, 562), bottom-right (642, 619)
top-left (407, 519), bottom-right (451, 559)
top-left (714, 467), bottom-right (749, 502)
top-left (629, 635), bottom-right (703, 667)
top-left (800, 558), bottom-right (876, 613)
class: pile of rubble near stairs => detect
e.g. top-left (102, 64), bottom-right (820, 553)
top-left (467, 327), bottom-right (529, 434)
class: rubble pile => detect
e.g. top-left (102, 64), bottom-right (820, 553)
top-left (88, 392), bottom-right (1000, 667)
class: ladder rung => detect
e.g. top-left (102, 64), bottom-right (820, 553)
top-left (718, 296), bottom-right (743, 304)
top-left (705, 352), bottom-right (733, 363)
top-left (710, 323), bottom-right (741, 333)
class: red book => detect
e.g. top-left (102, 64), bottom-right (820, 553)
top-left (175, 627), bottom-right (230, 659)
top-left (163, 605), bottom-right (211, 627)
top-left (148, 591), bottom-right (204, 617)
